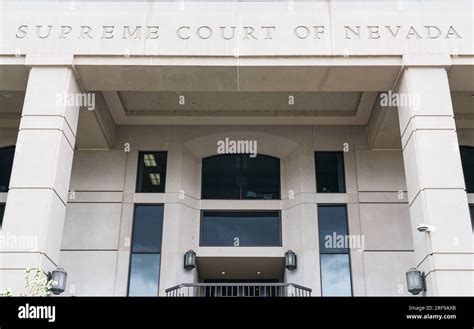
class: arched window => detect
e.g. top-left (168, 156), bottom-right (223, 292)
top-left (0, 146), bottom-right (15, 192)
top-left (460, 146), bottom-right (474, 193)
top-left (201, 154), bottom-right (280, 200)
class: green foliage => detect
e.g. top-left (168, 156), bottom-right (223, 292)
top-left (0, 268), bottom-right (53, 297)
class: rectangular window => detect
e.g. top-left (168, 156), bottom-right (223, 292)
top-left (241, 155), bottom-right (280, 200)
top-left (318, 205), bottom-right (352, 296)
top-left (315, 152), bottom-right (346, 193)
top-left (201, 211), bottom-right (281, 247)
top-left (136, 152), bottom-right (167, 193)
top-left (201, 154), bottom-right (280, 200)
top-left (320, 254), bottom-right (352, 296)
top-left (202, 155), bottom-right (241, 199)
top-left (128, 205), bottom-right (164, 296)
top-left (0, 204), bottom-right (5, 227)
top-left (318, 206), bottom-right (349, 254)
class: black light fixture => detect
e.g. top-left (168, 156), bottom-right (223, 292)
top-left (285, 250), bottom-right (297, 270)
top-left (184, 250), bottom-right (196, 270)
top-left (48, 268), bottom-right (67, 295)
top-left (406, 268), bottom-right (426, 295)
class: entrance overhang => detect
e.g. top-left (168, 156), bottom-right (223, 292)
top-left (197, 256), bottom-right (285, 280)
top-left (0, 55), bottom-right (472, 137)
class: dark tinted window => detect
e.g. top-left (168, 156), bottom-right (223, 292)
top-left (315, 152), bottom-right (346, 193)
top-left (318, 206), bottom-right (349, 253)
top-left (136, 152), bottom-right (167, 193)
top-left (131, 205), bottom-right (164, 253)
top-left (460, 146), bottom-right (474, 193)
top-left (128, 205), bottom-right (164, 296)
top-left (202, 155), bottom-right (241, 199)
top-left (202, 154), bottom-right (280, 200)
top-left (201, 211), bottom-right (281, 246)
top-left (318, 205), bottom-right (352, 296)
top-left (0, 204), bottom-right (5, 227)
top-left (0, 146), bottom-right (15, 193)
top-left (241, 156), bottom-right (280, 200)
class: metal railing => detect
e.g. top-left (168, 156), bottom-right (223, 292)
top-left (165, 283), bottom-right (312, 297)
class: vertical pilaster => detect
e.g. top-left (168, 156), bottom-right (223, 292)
top-left (397, 66), bottom-right (473, 296)
top-left (159, 141), bottom-right (199, 296)
top-left (0, 67), bottom-right (80, 293)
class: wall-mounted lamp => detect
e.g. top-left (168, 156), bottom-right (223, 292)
top-left (184, 250), bottom-right (196, 270)
top-left (406, 268), bottom-right (426, 295)
top-left (285, 250), bottom-right (297, 270)
top-left (417, 223), bottom-right (436, 233)
top-left (48, 268), bottom-right (67, 295)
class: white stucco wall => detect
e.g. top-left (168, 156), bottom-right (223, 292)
top-left (0, 1), bottom-right (472, 297)
top-left (51, 125), bottom-right (419, 296)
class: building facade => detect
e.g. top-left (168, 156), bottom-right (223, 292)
top-left (0, 1), bottom-right (473, 297)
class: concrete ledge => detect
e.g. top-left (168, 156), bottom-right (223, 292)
top-left (25, 54), bottom-right (74, 67)
top-left (197, 247), bottom-right (284, 258)
top-left (402, 55), bottom-right (452, 68)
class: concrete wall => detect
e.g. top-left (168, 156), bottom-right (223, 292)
top-left (0, 0), bottom-right (471, 298)
top-left (54, 125), bottom-right (420, 296)
top-left (1, 122), bottom-right (472, 295)
top-left (2, 1), bottom-right (472, 57)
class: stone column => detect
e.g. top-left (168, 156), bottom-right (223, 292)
top-left (158, 140), bottom-right (199, 296)
top-left (0, 67), bottom-right (81, 293)
top-left (397, 66), bottom-right (473, 296)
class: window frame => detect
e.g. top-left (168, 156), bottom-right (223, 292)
top-left (135, 151), bottom-right (168, 194)
top-left (127, 204), bottom-right (165, 297)
top-left (317, 204), bottom-right (353, 297)
top-left (199, 210), bottom-right (282, 247)
top-left (200, 154), bottom-right (281, 200)
top-left (314, 151), bottom-right (346, 194)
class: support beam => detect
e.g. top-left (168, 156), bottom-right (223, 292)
top-left (367, 96), bottom-right (401, 150)
top-left (397, 66), bottom-right (473, 296)
top-left (76, 91), bottom-right (115, 149)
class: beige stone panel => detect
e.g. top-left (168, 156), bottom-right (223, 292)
top-left (62, 203), bottom-right (122, 250)
top-left (59, 251), bottom-right (117, 296)
top-left (359, 204), bottom-right (413, 251)
top-left (70, 150), bottom-right (126, 192)
top-left (363, 251), bottom-right (415, 296)
top-left (356, 150), bottom-right (406, 192)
